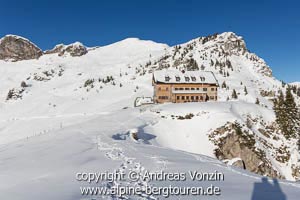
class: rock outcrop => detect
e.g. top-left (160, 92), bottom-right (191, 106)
top-left (0, 35), bottom-right (43, 61)
top-left (216, 32), bottom-right (247, 56)
top-left (224, 158), bottom-right (246, 170)
top-left (145, 32), bottom-right (273, 78)
top-left (209, 122), bottom-right (283, 179)
top-left (62, 42), bottom-right (87, 57)
top-left (44, 44), bottom-right (65, 54)
top-left (45, 42), bottom-right (88, 57)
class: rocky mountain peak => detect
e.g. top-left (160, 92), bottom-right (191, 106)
top-left (0, 34), bottom-right (43, 61)
top-left (159, 32), bottom-right (272, 77)
top-left (63, 42), bottom-right (87, 57)
top-left (196, 32), bottom-right (247, 56)
top-left (45, 42), bottom-right (88, 57)
top-left (217, 32), bottom-right (247, 54)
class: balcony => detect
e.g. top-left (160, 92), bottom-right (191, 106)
top-left (172, 88), bottom-right (208, 94)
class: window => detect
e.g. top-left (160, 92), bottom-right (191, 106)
top-left (196, 96), bottom-right (199, 100)
top-left (181, 96), bottom-right (185, 100)
top-left (179, 88), bottom-right (184, 90)
top-left (177, 96), bottom-right (180, 100)
top-left (191, 88), bottom-right (195, 90)
top-left (185, 76), bottom-right (190, 82)
top-left (175, 88), bottom-right (178, 91)
top-left (159, 96), bottom-right (168, 100)
top-left (165, 76), bottom-right (170, 82)
top-left (196, 88), bottom-right (200, 90)
top-left (186, 96), bottom-right (189, 100)
top-left (191, 76), bottom-right (196, 81)
top-left (203, 88), bottom-right (207, 91)
top-left (191, 96), bottom-right (194, 100)
top-left (176, 76), bottom-right (180, 82)
top-left (210, 96), bottom-right (214, 100)
top-left (200, 96), bottom-right (203, 100)
top-left (185, 88), bottom-right (189, 90)
top-left (211, 88), bottom-right (215, 91)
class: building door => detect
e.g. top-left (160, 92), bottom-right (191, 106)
top-left (205, 95), bottom-right (209, 102)
top-left (200, 95), bottom-right (203, 101)
top-left (176, 95), bottom-right (180, 103)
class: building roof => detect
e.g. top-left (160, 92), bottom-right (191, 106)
top-left (153, 69), bottom-right (218, 84)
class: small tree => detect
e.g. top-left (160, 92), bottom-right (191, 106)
top-left (187, 58), bottom-right (199, 71)
top-left (255, 98), bottom-right (260, 105)
top-left (6, 89), bottom-right (14, 100)
top-left (274, 88), bottom-right (300, 140)
top-left (84, 79), bottom-right (94, 87)
top-left (274, 90), bottom-right (286, 134)
top-left (291, 85), bottom-right (297, 94)
top-left (201, 64), bottom-right (205, 70)
top-left (284, 87), bottom-right (299, 139)
top-left (226, 60), bottom-right (232, 68)
top-left (222, 81), bottom-right (227, 89)
top-left (21, 81), bottom-right (27, 88)
top-left (232, 89), bottom-right (238, 99)
top-left (244, 86), bottom-right (248, 95)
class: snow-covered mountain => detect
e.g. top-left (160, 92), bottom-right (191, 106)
top-left (291, 82), bottom-right (300, 87)
top-left (0, 32), bottom-right (300, 200)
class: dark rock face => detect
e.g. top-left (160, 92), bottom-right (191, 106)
top-left (62, 42), bottom-right (88, 57)
top-left (45, 42), bottom-right (88, 57)
top-left (0, 35), bottom-right (43, 61)
top-left (218, 132), bottom-right (280, 178)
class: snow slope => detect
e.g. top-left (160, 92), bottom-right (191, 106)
top-left (290, 82), bottom-right (300, 86)
top-left (0, 33), bottom-right (299, 199)
top-left (1, 107), bottom-right (299, 200)
top-left (143, 101), bottom-right (275, 157)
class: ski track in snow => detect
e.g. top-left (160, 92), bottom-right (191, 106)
top-left (94, 135), bottom-right (168, 199)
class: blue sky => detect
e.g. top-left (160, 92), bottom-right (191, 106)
top-left (0, 0), bottom-right (299, 82)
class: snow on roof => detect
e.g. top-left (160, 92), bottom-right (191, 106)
top-left (153, 69), bottom-right (218, 84)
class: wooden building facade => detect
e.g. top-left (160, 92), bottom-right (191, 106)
top-left (152, 70), bottom-right (218, 103)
